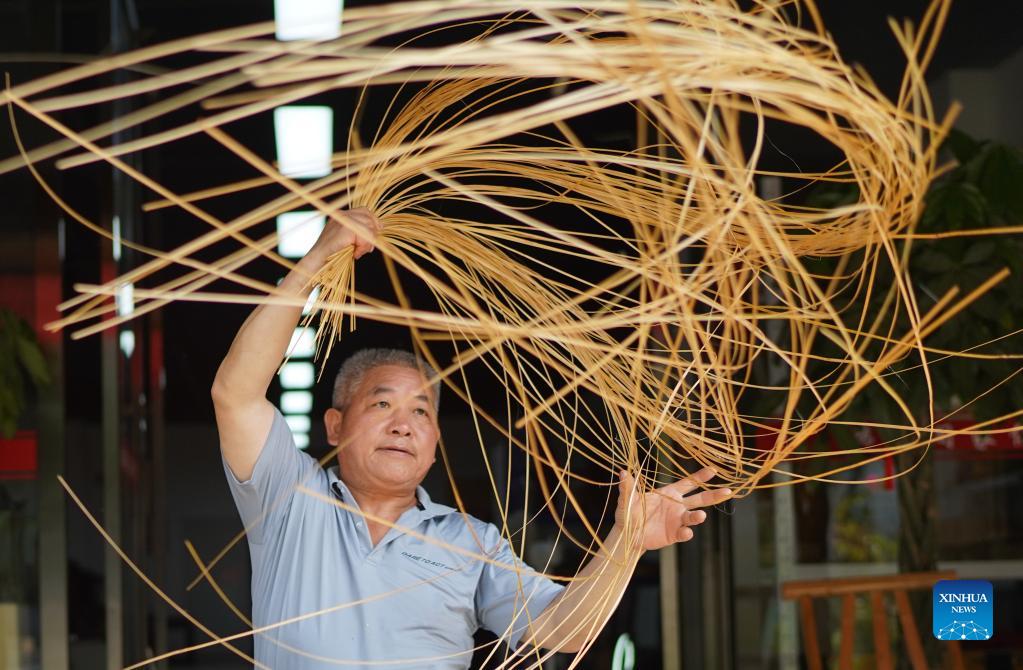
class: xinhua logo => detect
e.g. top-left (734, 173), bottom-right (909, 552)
top-left (933, 580), bottom-right (993, 641)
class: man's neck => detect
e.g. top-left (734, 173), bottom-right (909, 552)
top-left (343, 480), bottom-right (418, 525)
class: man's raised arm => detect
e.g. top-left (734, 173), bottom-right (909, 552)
top-left (211, 208), bottom-right (381, 481)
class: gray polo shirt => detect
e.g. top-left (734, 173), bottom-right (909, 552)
top-left (223, 408), bottom-right (565, 669)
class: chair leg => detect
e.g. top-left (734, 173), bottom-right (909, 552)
top-left (893, 589), bottom-right (929, 670)
top-left (799, 596), bottom-right (823, 670)
top-left (870, 591), bottom-right (893, 670)
top-left (947, 640), bottom-right (965, 670)
top-left (838, 594), bottom-right (855, 670)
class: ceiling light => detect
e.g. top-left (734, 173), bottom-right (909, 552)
top-left (274, 0), bottom-right (342, 42)
top-left (119, 330), bottom-right (135, 358)
top-left (281, 390), bottom-right (313, 414)
top-left (116, 282), bottom-right (134, 317)
top-left (280, 361), bottom-right (315, 389)
top-left (285, 415), bottom-right (312, 433)
top-left (289, 327), bottom-right (316, 358)
top-left (274, 106), bottom-right (333, 178)
top-left (276, 211), bottom-right (325, 258)
top-left (303, 286), bottom-right (320, 315)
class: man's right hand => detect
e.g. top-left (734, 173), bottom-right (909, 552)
top-left (303, 207), bottom-right (382, 270)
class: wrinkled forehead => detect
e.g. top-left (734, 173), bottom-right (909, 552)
top-left (356, 365), bottom-right (433, 400)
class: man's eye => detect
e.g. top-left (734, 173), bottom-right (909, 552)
top-left (413, 407), bottom-right (428, 416)
top-left (374, 400), bottom-right (390, 408)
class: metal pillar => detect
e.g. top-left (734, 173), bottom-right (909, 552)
top-left (101, 326), bottom-right (123, 670)
top-left (659, 544), bottom-right (682, 670)
top-left (38, 222), bottom-right (69, 670)
top-left (773, 480), bottom-right (798, 670)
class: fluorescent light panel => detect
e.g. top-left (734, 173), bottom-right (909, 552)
top-left (274, 277), bottom-right (318, 314)
top-left (274, 0), bottom-right (342, 41)
top-left (116, 283), bottom-right (134, 317)
top-left (112, 215), bottom-right (122, 261)
top-left (119, 330), bottom-right (135, 358)
top-left (303, 286), bottom-right (320, 315)
top-left (274, 106), bottom-right (334, 178)
top-left (280, 362), bottom-right (315, 389)
top-left (284, 415), bottom-right (312, 433)
top-left (276, 211), bottom-right (325, 258)
top-left (293, 432), bottom-right (310, 449)
top-left (281, 390), bottom-right (314, 414)
top-left (289, 327), bottom-right (316, 358)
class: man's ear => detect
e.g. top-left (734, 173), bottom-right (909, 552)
top-left (324, 407), bottom-right (344, 447)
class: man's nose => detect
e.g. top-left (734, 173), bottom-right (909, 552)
top-left (389, 416), bottom-right (412, 436)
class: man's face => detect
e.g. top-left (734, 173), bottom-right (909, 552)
top-left (326, 365), bottom-right (439, 494)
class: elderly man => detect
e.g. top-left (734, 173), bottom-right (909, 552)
top-left (212, 209), bottom-right (731, 669)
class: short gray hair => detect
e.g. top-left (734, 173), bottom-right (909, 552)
top-left (332, 348), bottom-right (440, 410)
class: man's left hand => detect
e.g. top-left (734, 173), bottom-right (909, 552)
top-left (614, 467), bottom-right (732, 552)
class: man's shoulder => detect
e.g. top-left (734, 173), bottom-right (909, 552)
top-left (428, 509), bottom-right (507, 549)
top-left (433, 509), bottom-right (489, 529)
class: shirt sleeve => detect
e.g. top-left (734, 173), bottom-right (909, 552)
top-left (475, 524), bottom-right (566, 650)
top-left (221, 407), bottom-right (320, 544)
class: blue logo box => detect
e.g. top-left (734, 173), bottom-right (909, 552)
top-left (933, 579), bottom-right (993, 641)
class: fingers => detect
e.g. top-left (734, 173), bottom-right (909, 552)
top-left (665, 503), bottom-right (706, 528)
top-left (347, 208), bottom-right (379, 259)
top-left (675, 526), bottom-right (694, 543)
top-left (651, 469), bottom-right (732, 509)
top-left (352, 239), bottom-right (373, 259)
top-left (332, 208), bottom-right (381, 259)
top-left (682, 487), bottom-right (733, 510)
top-left (347, 207), bottom-right (381, 234)
top-left (665, 465), bottom-right (717, 495)
top-left (684, 509), bottom-right (706, 526)
top-left (669, 508), bottom-right (706, 544)
top-left (617, 470), bottom-right (652, 532)
top-left (618, 469), bottom-right (645, 497)
top-left (617, 469), bottom-right (640, 509)
top-left (661, 467), bottom-right (733, 506)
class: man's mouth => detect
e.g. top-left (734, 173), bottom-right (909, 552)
top-left (378, 446), bottom-right (414, 456)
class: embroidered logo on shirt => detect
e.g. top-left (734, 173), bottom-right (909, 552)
top-left (401, 551), bottom-right (457, 572)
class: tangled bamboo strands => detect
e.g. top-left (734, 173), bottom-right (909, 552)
top-left (8, 1), bottom-right (1023, 666)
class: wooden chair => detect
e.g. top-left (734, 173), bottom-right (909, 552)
top-left (781, 570), bottom-right (965, 670)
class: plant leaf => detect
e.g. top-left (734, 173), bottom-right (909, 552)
top-left (15, 335), bottom-right (50, 386)
top-left (924, 181), bottom-right (987, 231)
top-left (961, 240), bottom-right (996, 266)
top-left (977, 144), bottom-right (1023, 220)
top-left (913, 249), bottom-right (956, 273)
top-left (942, 128), bottom-right (982, 164)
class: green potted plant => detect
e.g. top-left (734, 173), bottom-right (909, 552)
top-left (810, 131), bottom-right (1023, 569)
top-left (789, 130), bottom-right (1023, 665)
top-left (0, 307), bottom-right (50, 668)
top-left (0, 308), bottom-right (50, 439)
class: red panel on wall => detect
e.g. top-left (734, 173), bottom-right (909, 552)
top-left (753, 421), bottom-right (1023, 458)
top-left (0, 431), bottom-right (37, 479)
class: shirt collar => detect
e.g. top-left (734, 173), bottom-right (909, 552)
top-left (326, 466), bottom-right (456, 521)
